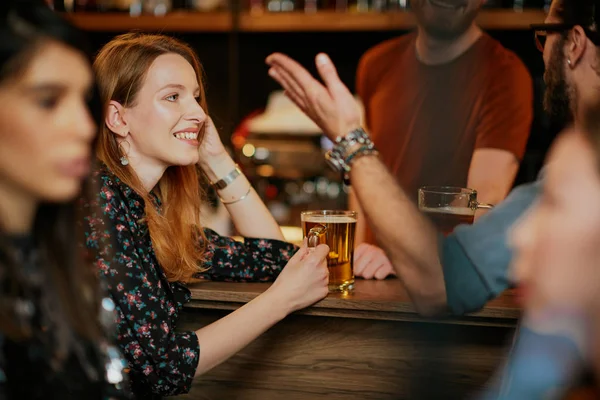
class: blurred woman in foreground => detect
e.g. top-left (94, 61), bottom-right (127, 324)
top-left (485, 97), bottom-right (600, 400)
top-left (0, 1), bottom-right (129, 398)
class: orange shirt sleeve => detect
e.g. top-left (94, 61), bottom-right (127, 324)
top-left (474, 55), bottom-right (534, 161)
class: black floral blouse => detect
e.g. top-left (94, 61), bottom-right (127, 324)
top-left (82, 166), bottom-right (297, 399)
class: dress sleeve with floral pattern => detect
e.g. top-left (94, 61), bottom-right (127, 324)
top-left (197, 228), bottom-right (297, 282)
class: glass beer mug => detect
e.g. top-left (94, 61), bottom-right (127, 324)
top-left (301, 210), bottom-right (357, 292)
top-left (418, 186), bottom-right (493, 235)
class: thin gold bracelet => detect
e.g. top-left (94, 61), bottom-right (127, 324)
top-left (220, 186), bottom-right (252, 205)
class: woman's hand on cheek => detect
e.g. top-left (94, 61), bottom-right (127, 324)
top-left (198, 117), bottom-right (228, 163)
top-left (197, 117), bottom-right (234, 179)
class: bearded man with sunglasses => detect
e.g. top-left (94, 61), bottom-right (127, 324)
top-left (532, 4), bottom-right (600, 128)
top-left (265, 0), bottom-right (600, 317)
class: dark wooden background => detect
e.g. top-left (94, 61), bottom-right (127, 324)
top-left (81, 27), bottom-right (559, 187)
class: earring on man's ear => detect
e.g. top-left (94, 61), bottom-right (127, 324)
top-left (119, 140), bottom-right (130, 166)
top-left (568, 59), bottom-right (572, 65)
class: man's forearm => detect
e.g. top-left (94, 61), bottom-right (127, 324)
top-left (348, 189), bottom-right (367, 245)
top-left (349, 155), bottom-right (447, 315)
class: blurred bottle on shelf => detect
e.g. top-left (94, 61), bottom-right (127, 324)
top-left (143, 0), bottom-right (172, 15)
top-left (352, 0), bottom-right (369, 12)
top-left (60, 0), bottom-right (186, 13)
top-left (386, 0), bottom-right (408, 11)
top-left (304, 0), bottom-right (317, 13)
top-left (266, 0), bottom-right (295, 12)
top-left (57, 0), bottom-right (146, 12)
top-left (247, 0), bottom-right (264, 14)
top-left (370, 0), bottom-right (387, 12)
top-left (196, 0), bottom-right (227, 11)
top-left (106, 0), bottom-right (143, 13)
top-left (336, 0), bottom-right (347, 11)
top-left (172, 0), bottom-right (228, 11)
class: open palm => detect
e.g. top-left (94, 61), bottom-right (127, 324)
top-left (266, 53), bottom-right (362, 141)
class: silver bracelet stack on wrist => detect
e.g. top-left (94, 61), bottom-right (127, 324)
top-left (324, 128), bottom-right (379, 184)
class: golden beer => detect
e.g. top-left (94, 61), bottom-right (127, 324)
top-left (301, 211), bottom-right (357, 292)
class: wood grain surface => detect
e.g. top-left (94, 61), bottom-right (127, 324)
top-left (175, 309), bottom-right (515, 400)
top-left (173, 279), bottom-right (521, 399)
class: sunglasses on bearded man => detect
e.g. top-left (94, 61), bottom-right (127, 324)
top-left (531, 23), bottom-right (600, 52)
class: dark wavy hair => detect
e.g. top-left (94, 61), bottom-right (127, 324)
top-left (0, 0), bottom-right (105, 359)
top-left (556, 0), bottom-right (600, 35)
top-left (557, 0), bottom-right (600, 154)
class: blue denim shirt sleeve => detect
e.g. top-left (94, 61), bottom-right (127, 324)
top-left (479, 320), bottom-right (586, 400)
top-left (441, 180), bottom-right (542, 315)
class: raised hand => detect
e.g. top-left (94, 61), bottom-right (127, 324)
top-left (266, 52), bottom-right (362, 141)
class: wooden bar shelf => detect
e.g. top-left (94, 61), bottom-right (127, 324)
top-left (63, 11), bottom-right (233, 32)
top-left (64, 9), bottom-right (545, 32)
top-left (240, 10), bottom-right (415, 32)
top-left (240, 9), bottom-right (545, 32)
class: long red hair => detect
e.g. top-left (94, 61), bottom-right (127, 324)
top-left (93, 33), bottom-right (208, 283)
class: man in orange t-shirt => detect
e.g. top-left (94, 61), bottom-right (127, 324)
top-left (351, 0), bottom-right (533, 279)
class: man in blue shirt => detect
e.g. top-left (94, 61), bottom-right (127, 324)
top-left (265, 0), bottom-right (600, 316)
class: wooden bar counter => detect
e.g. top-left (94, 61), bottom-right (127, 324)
top-left (176, 279), bottom-right (521, 400)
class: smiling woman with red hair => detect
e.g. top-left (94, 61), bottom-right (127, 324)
top-left (84, 33), bottom-right (330, 399)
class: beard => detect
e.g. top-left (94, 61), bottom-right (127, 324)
top-left (412, 0), bottom-right (481, 41)
top-left (543, 36), bottom-right (576, 128)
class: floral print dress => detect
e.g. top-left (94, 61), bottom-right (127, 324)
top-left (82, 166), bottom-right (297, 399)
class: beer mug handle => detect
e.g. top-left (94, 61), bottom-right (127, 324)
top-left (475, 202), bottom-right (494, 210)
top-left (307, 224), bottom-right (327, 248)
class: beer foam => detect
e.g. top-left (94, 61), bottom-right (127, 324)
top-left (302, 215), bottom-right (357, 223)
top-left (420, 206), bottom-right (474, 216)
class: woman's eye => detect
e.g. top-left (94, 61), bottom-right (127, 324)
top-left (38, 95), bottom-right (59, 109)
top-left (165, 93), bottom-right (179, 102)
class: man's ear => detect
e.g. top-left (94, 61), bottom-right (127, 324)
top-left (566, 26), bottom-right (588, 68)
top-left (105, 100), bottom-right (129, 138)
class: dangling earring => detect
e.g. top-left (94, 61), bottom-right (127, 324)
top-left (119, 140), bottom-right (130, 166)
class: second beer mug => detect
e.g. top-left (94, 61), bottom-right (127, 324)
top-left (301, 210), bottom-right (357, 293)
top-left (418, 186), bottom-right (493, 235)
